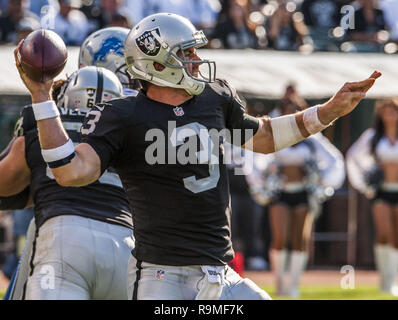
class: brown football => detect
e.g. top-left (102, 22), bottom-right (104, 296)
top-left (17, 29), bottom-right (68, 82)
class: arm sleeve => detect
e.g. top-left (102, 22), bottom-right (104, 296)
top-left (223, 81), bottom-right (259, 146)
top-left (311, 133), bottom-right (346, 189)
top-left (0, 187), bottom-right (30, 210)
top-left (346, 128), bottom-right (376, 194)
top-left (81, 103), bottom-right (127, 174)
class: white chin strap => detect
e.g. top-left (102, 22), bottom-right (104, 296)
top-left (130, 65), bottom-right (205, 95)
top-left (180, 71), bottom-right (205, 95)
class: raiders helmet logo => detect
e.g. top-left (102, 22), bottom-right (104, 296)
top-left (135, 28), bottom-right (161, 56)
top-left (87, 88), bottom-right (95, 97)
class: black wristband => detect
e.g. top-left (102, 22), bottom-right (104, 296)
top-left (47, 152), bottom-right (76, 169)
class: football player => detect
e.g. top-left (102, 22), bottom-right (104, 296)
top-left (79, 26), bottom-right (140, 96)
top-left (15, 13), bottom-right (381, 300)
top-left (0, 66), bottom-right (134, 299)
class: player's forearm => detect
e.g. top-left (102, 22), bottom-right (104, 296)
top-left (0, 137), bottom-right (31, 196)
top-left (51, 143), bottom-right (102, 187)
top-left (0, 174), bottom-right (30, 196)
top-left (37, 117), bottom-right (70, 149)
top-left (249, 110), bottom-right (312, 154)
top-left (30, 99), bottom-right (99, 186)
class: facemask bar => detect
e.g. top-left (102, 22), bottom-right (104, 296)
top-left (56, 73), bottom-right (75, 108)
top-left (114, 63), bottom-right (132, 87)
top-left (150, 30), bottom-right (216, 84)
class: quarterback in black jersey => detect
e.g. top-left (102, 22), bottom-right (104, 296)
top-left (0, 66), bottom-right (135, 300)
top-left (15, 13), bottom-right (380, 300)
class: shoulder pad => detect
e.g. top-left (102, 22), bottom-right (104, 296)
top-left (207, 79), bottom-right (236, 99)
top-left (209, 79), bottom-right (245, 103)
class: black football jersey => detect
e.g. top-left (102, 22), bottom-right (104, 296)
top-left (18, 105), bottom-right (133, 230)
top-left (0, 187), bottom-right (30, 210)
top-left (81, 80), bottom-right (259, 266)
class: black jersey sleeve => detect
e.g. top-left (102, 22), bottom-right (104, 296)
top-left (221, 80), bottom-right (259, 145)
top-left (81, 102), bottom-right (127, 174)
top-left (14, 105), bottom-right (36, 138)
top-left (0, 187), bottom-right (30, 210)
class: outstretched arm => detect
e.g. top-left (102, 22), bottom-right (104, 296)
top-left (246, 71), bottom-right (382, 154)
top-left (14, 41), bottom-right (102, 187)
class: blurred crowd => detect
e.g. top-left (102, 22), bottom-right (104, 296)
top-left (0, 0), bottom-right (397, 53)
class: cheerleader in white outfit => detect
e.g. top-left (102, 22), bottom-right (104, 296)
top-left (246, 103), bottom-right (345, 297)
top-left (346, 99), bottom-right (398, 296)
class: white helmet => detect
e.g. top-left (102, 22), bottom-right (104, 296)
top-left (78, 27), bottom-right (133, 88)
top-left (125, 13), bottom-right (216, 95)
top-left (57, 66), bottom-right (123, 109)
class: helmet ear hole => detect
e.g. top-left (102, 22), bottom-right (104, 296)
top-left (153, 62), bottom-right (165, 72)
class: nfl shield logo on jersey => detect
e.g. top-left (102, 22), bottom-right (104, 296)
top-left (173, 107), bottom-right (184, 116)
top-left (156, 270), bottom-right (165, 280)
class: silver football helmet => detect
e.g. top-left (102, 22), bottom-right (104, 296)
top-left (125, 13), bottom-right (216, 95)
top-left (78, 27), bottom-right (133, 88)
top-left (57, 66), bottom-right (123, 109)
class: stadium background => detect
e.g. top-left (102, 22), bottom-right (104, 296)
top-left (1, 0), bottom-right (398, 299)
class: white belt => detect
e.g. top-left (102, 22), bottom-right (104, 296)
top-left (195, 266), bottom-right (225, 300)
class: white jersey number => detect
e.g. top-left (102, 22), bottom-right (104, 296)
top-left (170, 122), bottom-right (220, 194)
top-left (81, 109), bottom-right (102, 135)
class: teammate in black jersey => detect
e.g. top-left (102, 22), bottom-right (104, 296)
top-left (0, 66), bottom-right (135, 299)
top-left (15, 13), bottom-right (381, 300)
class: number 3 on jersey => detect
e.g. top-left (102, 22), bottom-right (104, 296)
top-left (170, 122), bottom-right (220, 194)
top-left (81, 106), bottom-right (104, 135)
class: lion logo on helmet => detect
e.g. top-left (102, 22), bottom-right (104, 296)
top-left (87, 37), bottom-right (125, 65)
top-left (135, 28), bottom-right (161, 56)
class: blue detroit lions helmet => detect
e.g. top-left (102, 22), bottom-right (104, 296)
top-left (79, 27), bottom-right (134, 89)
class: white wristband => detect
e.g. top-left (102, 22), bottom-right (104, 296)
top-left (41, 139), bottom-right (75, 163)
top-left (303, 105), bottom-right (329, 135)
top-left (270, 113), bottom-right (304, 152)
top-left (32, 100), bottom-right (60, 121)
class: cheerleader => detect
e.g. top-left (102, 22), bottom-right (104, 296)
top-left (346, 98), bottom-right (398, 296)
top-left (246, 102), bottom-right (345, 297)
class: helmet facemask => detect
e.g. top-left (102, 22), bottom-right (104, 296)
top-left (162, 31), bottom-right (216, 86)
top-left (114, 63), bottom-right (133, 87)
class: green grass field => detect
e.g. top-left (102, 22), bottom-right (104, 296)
top-left (2, 286), bottom-right (398, 300)
top-left (262, 285), bottom-right (398, 300)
